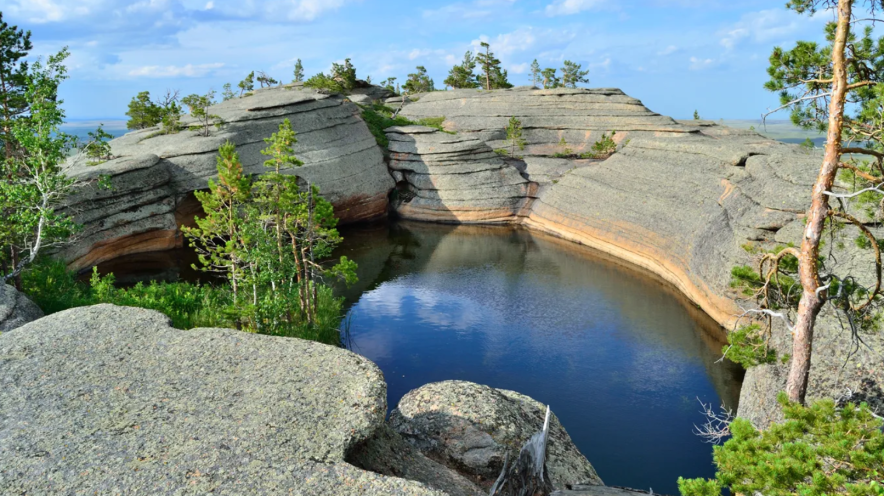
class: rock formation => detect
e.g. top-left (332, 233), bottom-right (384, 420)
top-left (389, 381), bottom-right (603, 490)
top-left (386, 125), bottom-right (535, 223)
top-left (0, 284), bottom-right (43, 332)
top-left (0, 305), bottom-right (445, 495)
top-left (62, 85), bottom-right (394, 270)
top-left (0, 305), bottom-right (607, 495)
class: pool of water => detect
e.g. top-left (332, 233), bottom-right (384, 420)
top-left (334, 221), bottom-right (743, 494)
top-left (91, 219), bottom-right (743, 494)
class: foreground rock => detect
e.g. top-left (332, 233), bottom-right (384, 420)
top-left (386, 126), bottom-right (535, 223)
top-left (390, 380), bottom-right (603, 490)
top-left (0, 305), bottom-right (442, 495)
top-left (62, 85), bottom-right (394, 269)
top-left (0, 284), bottom-right (43, 333)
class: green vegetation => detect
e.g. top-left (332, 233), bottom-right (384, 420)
top-left (541, 68), bottom-right (560, 89)
top-left (723, 323), bottom-right (777, 367)
top-left (0, 13), bottom-right (33, 160)
top-left (560, 60), bottom-right (589, 88)
top-left (530, 59), bottom-right (541, 88)
top-left (403, 65), bottom-right (435, 94)
top-left (81, 124), bottom-right (113, 164)
top-left (444, 51), bottom-right (480, 89)
top-left (1, 47), bottom-right (79, 285)
top-left (305, 58), bottom-right (357, 94)
top-left (505, 116), bottom-right (526, 157)
top-left (474, 42), bottom-right (511, 90)
top-left (221, 82), bottom-right (235, 101)
top-left (359, 103), bottom-right (450, 147)
top-left (125, 90), bottom-right (181, 130)
top-left (256, 70), bottom-right (278, 88)
top-left (293, 59), bottom-right (304, 83)
top-left (679, 394), bottom-right (884, 496)
top-left (181, 91), bottom-right (221, 137)
top-left (553, 136), bottom-right (573, 158)
top-left (693, 110), bottom-right (701, 120)
top-left (582, 131), bottom-right (616, 159)
top-left (238, 71), bottom-right (255, 97)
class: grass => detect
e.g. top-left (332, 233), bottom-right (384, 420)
top-left (359, 103), bottom-right (452, 147)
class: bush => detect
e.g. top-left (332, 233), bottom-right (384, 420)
top-left (724, 323), bottom-right (778, 367)
top-left (679, 393), bottom-right (884, 496)
top-left (359, 103), bottom-right (450, 147)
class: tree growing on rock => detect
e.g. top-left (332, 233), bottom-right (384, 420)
top-left (181, 90), bottom-right (221, 137)
top-left (475, 42), bottom-right (511, 90)
top-left (304, 58), bottom-right (358, 94)
top-left (125, 91), bottom-right (160, 130)
top-left (256, 71), bottom-right (278, 88)
top-left (293, 59), bottom-right (304, 83)
top-left (541, 68), bottom-right (560, 89)
top-left (0, 12), bottom-right (33, 160)
top-left (238, 71), bottom-right (255, 96)
top-left (81, 124), bottom-right (114, 164)
top-left (221, 83), bottom-right (235, 101)
top-left (444, 51), bottom-right (479, 89)
top-left (505, 116), bottom-right (527, 157)
top-left (530, 59), bottom-right (541, 88)
top-left (560, 60), bottom-right (589, 88)
top-left (727, 0), bottom-right (884, 406)
top-left (403, 66), bottom-right (435, 94)
top-left (380, 77), bottom-right (398, 94)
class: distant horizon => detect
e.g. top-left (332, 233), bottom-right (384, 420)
top-left (4, 0), bottom-right (834, 121)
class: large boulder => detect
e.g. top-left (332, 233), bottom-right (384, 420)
top-left (63, 85), bottom-right (394, 270)
top-left (389, 380), bottom-right (603, 490)
top-left (0, 305), bottom-right (443, 495)
top-left (0, 284), bottom-right (43, 332)
top-left (386, 125), bottom-right (535, 223)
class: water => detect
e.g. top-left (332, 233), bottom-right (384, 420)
top-left (334, 221), bottom-right (743, 494)
top-left (90, 219), bottom-right (744, 494)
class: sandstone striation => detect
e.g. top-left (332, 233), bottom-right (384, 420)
top-left (386, 125), bottom-right (535, 223)
top-left (0, 284), bottom-right (43, 333)
top-left (389, 380), bottom-right (603, 490)
top-left (62, 85), bottom-right (394, 269)
top-left (0, 305), bottom-right (444, 495)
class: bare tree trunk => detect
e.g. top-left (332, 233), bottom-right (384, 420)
top-left (786, 0), bottom-right (852, 405)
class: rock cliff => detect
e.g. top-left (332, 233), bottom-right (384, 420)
top-left (62, 85), bottom-right (394, 270)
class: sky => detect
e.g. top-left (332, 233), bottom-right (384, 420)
top-left (3, 0), bottom-right (835, 120)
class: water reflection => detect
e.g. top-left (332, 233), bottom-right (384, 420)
top-left (333, 221), bottom-right (743, 494)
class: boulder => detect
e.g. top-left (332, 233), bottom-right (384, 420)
top-left (389, 380), bottom-right (603, 490)
top-left (0, 284), bottom-right (43, 332)
top-left (63, 85), bottom-right (394, 269)
top-left (0, 305), bottom-right (442, 495)
top-left (386, 125), bottom-right (535, 223)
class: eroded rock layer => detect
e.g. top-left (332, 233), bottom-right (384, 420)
top-left (0, 305), bottom-right (442, 495)
top-left (63, 85), bottom-right (394, 269)
top-left (386, 125), bottom-right (534, 223)
top-left (395, 87), bottom-right (695, 155)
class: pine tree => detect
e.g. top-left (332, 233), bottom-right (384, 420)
top-left (182, 141), bottom-right (253, 300)
top-left (82, 124), bottom-right (114, 164)
top-left (256, 71), bottom-right (278, 88)
top-left (238, 71), bottom-right (255, 97)
top-left (475, 42), bottom-right (506, 90)
top-left (505, 116), bottom-right (527, 157)
top-left (403, 66), bottom-right (435, 94)
top-left (293, 59), bottom-right (304, 83)
top-left (125, 91), bottom-right (161, 130)
top-left (222, 83), bottom-right (235, 101)
top-left (444, 51), bottom-right (479, 89)
top-left (530, 59), bottom-right (541, 88)
top-left (693, 110), bottom-right (701, 120)
top-left (181, 90), bottom-right (221, 137)
top-left (0, 13), bottom-right (33, 160)
top-left (541, 68), bottom-right (560, 89)
top-left (560, 60), bottom-right (589, 88)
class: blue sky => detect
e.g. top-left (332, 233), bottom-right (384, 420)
top-left (4, 0), bottom-right (832, 120)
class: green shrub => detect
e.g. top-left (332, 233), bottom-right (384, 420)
top-left (724, 323), bottom-right (777, 367)
top-left (359, 103), bottom-right (450, 147)
top-left (20, 258), bottom-right (92, 314)
top-left (679, 393), bottom-right (884, 496)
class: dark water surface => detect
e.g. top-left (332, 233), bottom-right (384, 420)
top-left (93, 220), bottom-right (743, 494)
top-left (334, 221), bottom-right (743, 494)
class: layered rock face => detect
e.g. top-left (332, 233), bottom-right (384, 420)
top-left (62, 85), bottom-right (394, 270)
top-left (395, 87), bottom-right (693, 156)
top-left (0, 305), bottom-right (445, 495)
top-left (386, 125), bottom-right (535, 223)
top-left (389, 381), bottom-right (603, 491)
top-left (0, 284), bottom-right (43, 332)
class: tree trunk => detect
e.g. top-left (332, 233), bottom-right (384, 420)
top-left (786, 0), bottom-right (852, 405)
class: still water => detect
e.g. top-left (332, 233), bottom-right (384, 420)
top-left (334, 221), bottom-right (743, 494)
top-left (93, 219), bottom-right (743, 494)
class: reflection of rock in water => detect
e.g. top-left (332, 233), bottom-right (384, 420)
top-left (84, 248), bottom-right (208, 287)
top-left (333, 220), bottom-right (744, 409)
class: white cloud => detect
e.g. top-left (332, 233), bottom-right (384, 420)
top-left (689, 56), bottom-right (715, 70)
top-left (544, 0), bottom-right (605, 17)
top-left (423, 0), bottom-right (517, 21)
top-left (127, 63), bottom-right (225, 78)
top-left (718, 8), bottom-right (822, 50)
top-left (508, 62), bottom-right (530, 74)
top-left (657, 45), bottom-right (678, 56)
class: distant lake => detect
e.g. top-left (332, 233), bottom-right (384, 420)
top-left (60, 119), bottom-right (128, 142)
